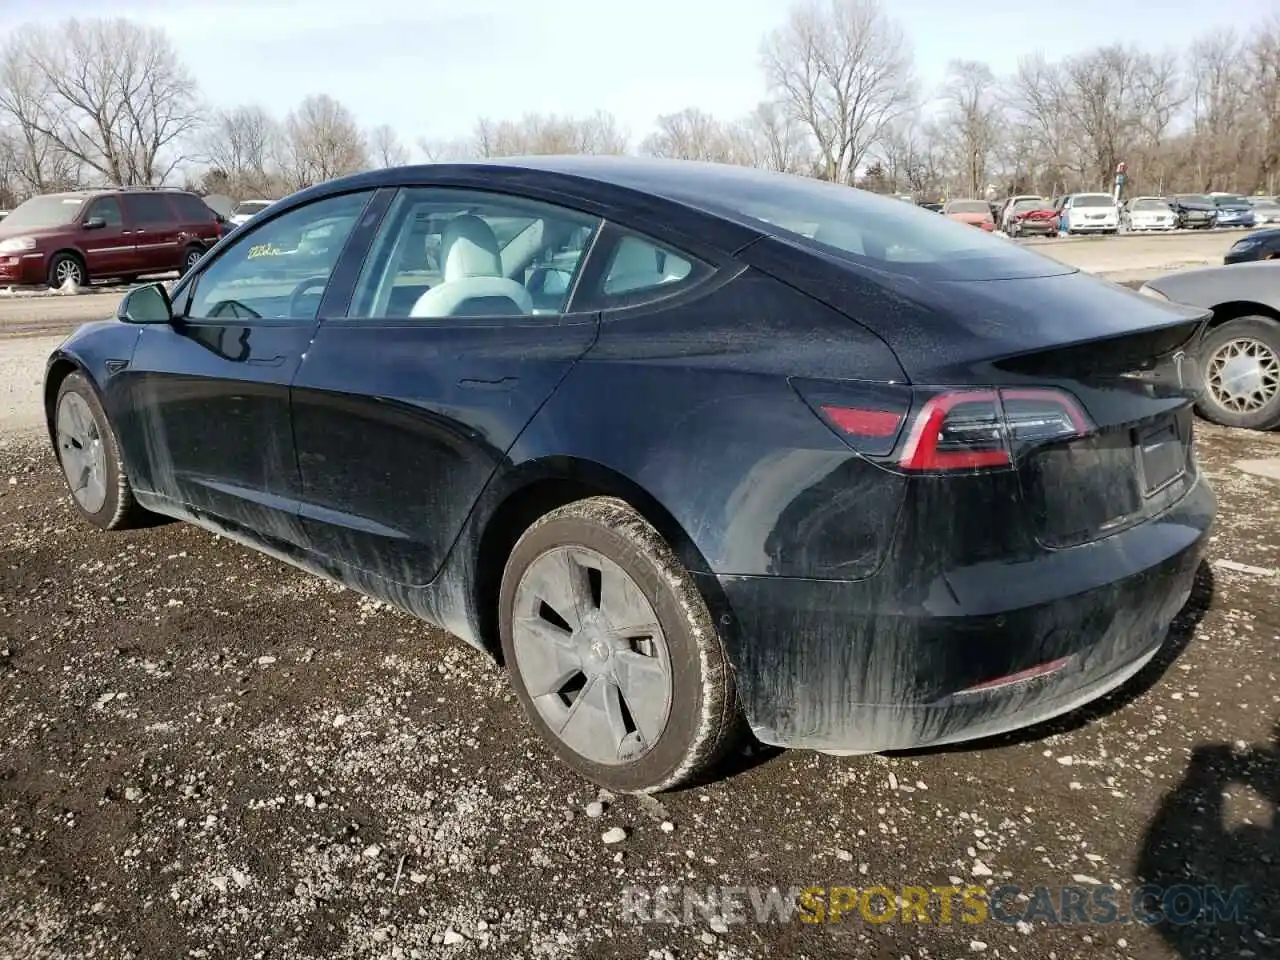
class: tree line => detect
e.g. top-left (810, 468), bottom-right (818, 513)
top-left (0, 2), bottom-right (1277, 208)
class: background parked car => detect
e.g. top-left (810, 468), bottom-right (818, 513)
top-left (1001, 196), bottom-right (1057, 237)
top-left (942, 198), bottom-right (995, 230)
top-left (0, 187), bottom-right (222, 288)
top-left (1247, 196), bottom-right (1280, 224)
top-left (1169, 195), bottom-right (1219, 230)
top-left (1055, 192), bottom-right (1120, 234)
top-left (229, 199), bottom-right (276, 226)
top-left (1210, 194), bottom-right (1258, 228)
top-left (1224, 228), bottom-right (1280, 263)
top-left (1120, 197), bottom-right (1177, 232)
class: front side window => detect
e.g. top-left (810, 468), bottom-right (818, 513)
top-left (186, 191), bottom-right (371, 322)
top-left (87, 197), bottom-right (123, 228)
top-left (349, 188), bottom-right (600, 320)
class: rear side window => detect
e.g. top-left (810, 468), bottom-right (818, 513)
top-left (171, 193), bottom-right (216, 223)
top-left (572, 230), bottom-right (709, 311)
top-left (644, 166), bottom-right (1074, 281)
top-left (122, 193), bottom-right (175, 225)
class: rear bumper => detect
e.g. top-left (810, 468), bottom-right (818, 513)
top-left (702, 473), bottom-right (1213, 753)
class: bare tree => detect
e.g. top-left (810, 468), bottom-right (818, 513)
top-left (370, 124), bottom-right (410, 168)
top-left (0, 18), bottom-right (198, 186)
top-left (761, 0), bottom-right (915, 184)
top-left (640, 108), bottom-right (735, 161)
top-left (939, 60), bottom-right (1002, 196)
top-left (276, 94), bottom-right (368, 190)
top-left (471, 112), bottom-right (628, 157)
top-left (740, 101), bottom-right (813, 172)
top-left (200, 105), bottom-right (279, 198)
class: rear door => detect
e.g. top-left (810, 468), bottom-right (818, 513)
top-left (79, 195), bottom-right (135, 277)
top-left (120, 192), bottom-right (183, 274)
top-left (113, 189), bottom-right (378, 547)
top-left (290, 186), bottom-right (603, 586)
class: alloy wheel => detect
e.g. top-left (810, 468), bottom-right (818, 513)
top-left (510, 545), bottom-right (673, 766)
top-left (185, 250), bottom-right (202, 271)
top-left (56, 392), bottom-right (107, 513)
top-left (55, 259), bottom-right (83, 286)
top-left (1207, 337), bottom-right (1280, 413)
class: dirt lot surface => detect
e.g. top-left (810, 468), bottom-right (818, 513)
top-left (2, 417), bottom-right (1279, 958)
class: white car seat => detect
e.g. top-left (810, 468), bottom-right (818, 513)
top-left (604, 235), bottom-right (679, 294)
top-left (410, 215), bottom-right (533, 318)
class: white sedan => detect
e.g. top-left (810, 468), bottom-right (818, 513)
top-left (1120, 197), bottom-right (1177, 232)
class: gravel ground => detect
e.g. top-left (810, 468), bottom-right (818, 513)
top-left (1, 420), bottom-right (1278, 959)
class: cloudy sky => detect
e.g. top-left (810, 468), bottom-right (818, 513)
top-left (2, 0), bottom-right (1269, 146)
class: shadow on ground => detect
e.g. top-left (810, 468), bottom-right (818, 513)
top-left (1136, 719), bottom-right (1280, 958)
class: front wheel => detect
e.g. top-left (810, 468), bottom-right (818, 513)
top-left (53, 372), bottom-right (149, 528)
top-left (1196, 316), bottom-right (1280, 430)
top-left (500, 497), bottom-right (742, 793)
top-left (48, 253), bottom-right (85, 289)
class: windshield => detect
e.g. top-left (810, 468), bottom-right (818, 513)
top-left (946, 201), bottom-right (990, 214)
top-left (1074, 194), bottom-right (1114, 208)
top-left (2, 195), bottom-right (85, 230)
top-left (1132, 199), bottom-right (1172, 211)
top-left (1249, 197), bottom-right (1280, 208)
top-left (1213, 195), bottom-right (1247, 206)
top-left (642, 165), bottom-right (1071, 281)
top-left (1012, 197), bottom-right (1048, 211)
top-left (234, 201), bottom-right (271, 216)
top-left (1178, 195), bottom-right (1212, 205)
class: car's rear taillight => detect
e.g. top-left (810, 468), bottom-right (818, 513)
top-left (807, 386), bottom-right (1090, 473)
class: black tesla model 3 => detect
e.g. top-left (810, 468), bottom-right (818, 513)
top-left (45, 157), bottom-right (1214, 792)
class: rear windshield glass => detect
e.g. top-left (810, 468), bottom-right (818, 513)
top-left (234, 201), bottom-right (271, 216)
top-left (2, 195), bottom-right (84, 229)
top-left (1213, 195), bottom-right (1246, 206)
top-left (646, 167), bottom-right (1072, 281)
top-left (1012, 197), bottom-right (1048, 211)
top-left (1074, 194), bottom-right (1114, 207)
top-left (1178, 195), bottom-right (1212, 205)
top-left (946, 201), bottom-right (990, 214)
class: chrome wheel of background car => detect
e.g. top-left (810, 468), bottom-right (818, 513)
top-left (185, 249), bottom-right (203, 271)
top-left (54, 258), bottom-right (83, 286)
top-left (510, 545), bottom-right (673, 766)
top-left (56, 391), bottom-right (107, 513)
top-left (1206, 337), bottom-right (1280, 413)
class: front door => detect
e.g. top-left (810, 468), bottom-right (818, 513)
top-left (79, 196), bottom-right (136, 278)
top-left (290, 186), bottom-right (604, 586)
top-left (112, 189), bottom-right (378, 548)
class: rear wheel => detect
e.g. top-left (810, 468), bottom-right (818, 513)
top-left (48, 253), bottom-right (85, 289)
top-left (499, 497), bottom-right (742, 793)
top-left (182, 245), bottom-right (205, 274)
top-left (53, 372), bottom-right (148, 529)
top-left (1196, 316), bottom-right (1280, 430)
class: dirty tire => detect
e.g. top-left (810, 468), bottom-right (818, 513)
top-left (54, 372), bottom-right (148, 530)
top-left (47, 252), bottom-right (86, 289)
top-left (1195, 316), bottom-right (1280, 430)
top-left (499, 496), bottom-right (741, 793)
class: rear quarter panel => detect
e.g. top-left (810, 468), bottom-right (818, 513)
top-left (1146, 263), bottom-right (1280, 312)
top-left (494, 268), bottom-right (910, 580)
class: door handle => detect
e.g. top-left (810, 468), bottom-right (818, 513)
top-left (459, 376), bottom-right (518, 391)
top-left (248, 355), bottom-right (286, 367)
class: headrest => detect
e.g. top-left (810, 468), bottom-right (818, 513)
top-left (440, 214), bottom-right (502, 281)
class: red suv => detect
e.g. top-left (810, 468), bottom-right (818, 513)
top-left (0, 188), bottom-right (226, 288)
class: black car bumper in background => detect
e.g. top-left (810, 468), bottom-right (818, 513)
top-left (702, 472), bottom-right (1213, 753)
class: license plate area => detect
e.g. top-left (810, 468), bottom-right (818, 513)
top-left (1136, 420), bottom-right (1185, 496)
